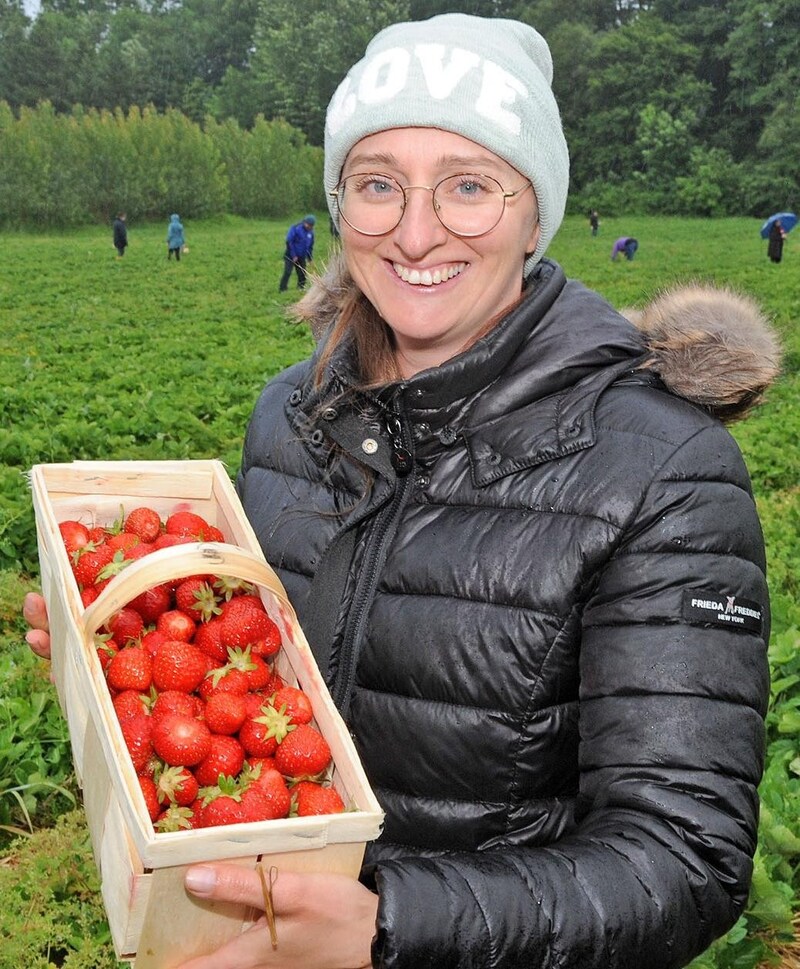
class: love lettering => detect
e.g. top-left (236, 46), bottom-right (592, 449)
top-left (327, 44), bottom-right (528, 137)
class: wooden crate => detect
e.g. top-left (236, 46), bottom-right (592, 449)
top-left (29, 460), bottom-right (384, 968)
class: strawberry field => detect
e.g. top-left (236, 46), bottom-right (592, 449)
top-left (1, 215), bottom-right (798, 968)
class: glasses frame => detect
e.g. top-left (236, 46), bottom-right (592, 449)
top-left (329, 172), bottom-right (533, 238)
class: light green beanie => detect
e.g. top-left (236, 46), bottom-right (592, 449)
top-left (324, 13), bottom-right (570, 271)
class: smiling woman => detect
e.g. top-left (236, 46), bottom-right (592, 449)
top-left (24, 11), bottom-right (780, 969)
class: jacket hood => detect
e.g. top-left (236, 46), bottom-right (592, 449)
top-left (624, 284), bottom-right (782, 423)
top-left (170, 214), bottom-right (180, 222)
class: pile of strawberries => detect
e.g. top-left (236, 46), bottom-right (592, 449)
top-left (59, 506), bottom-right (345, 831)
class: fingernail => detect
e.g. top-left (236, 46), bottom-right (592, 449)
top-left (185, 866), bottom-right (217, 895)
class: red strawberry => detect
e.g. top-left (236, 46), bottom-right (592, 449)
top-left (248, 765), bottom-right (291, 819)
top-left (291, 780), bottom-right (345, 817)
top-left (193, 617), bottom-right (228, 664)
top-left (156, 609), bottom-right (196, 642)
top-left (165, 510), bottom-right (213, 540)
top-left (238, 784), bottom-right (278, 823)
top-left (59, 520), bottom-right (91, 555)
top-left (127, 584), bottom-right (173, 625)
top-left (201, 792), bottom-right (246, 827)
top-left (213, 576), bottom-right (256, 601)
top-left (72, 542), bottom-right (115, 589)
top-left (124, 506), bottom-right (163, 543)
top-left (113, 688), bottom-right (150, 721)
top-left (203, 691), bottom-right (248, 735)
top-left (151, 689), bottom-right (199, 722)
top-left (120, 714), bottom-right (154, 772)
top-left (237, 703), bottom-right (292, 758)
top-left (105, 607), bottom-right (145, 646)
top-left (193, 734), bottom-right (246, 787)
top-left (81, 585), bottom-right (100, 608)
top-left (271, 685), bottom-right (313, 725)
top-left (106, 646), bottom-right (153, 692)
top-left (155, 804), bottom-right (197, 832)
top-left (198, 665), bottom-right (250, 700)
top-left (141, 628), bottom-right (169, 656)
top-left (152, 640), bottom-right (208, 693)
top-left (107, 532), bottom-right (140, 552)
top-left (219, 597), bottom-right (278, 651)
top-left (275, 724), bottom-right (331, 779)
top-left (153, 533), bottom-right (196, 551)
top-left (151, 713), bottom-right (212, 766)
top-left (155, 765), bottom-right (199, 807)
top-left (138, 774), bottom-right (161, 821)
top-left (87, 525), bottom-right (108, 544)
top-left (175, 577), bottom-right (221, 623)
top-left (96, 636), bottom-right (119, 672)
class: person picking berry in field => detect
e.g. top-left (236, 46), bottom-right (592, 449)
top-left (26, 12), bottom-right (780, 969)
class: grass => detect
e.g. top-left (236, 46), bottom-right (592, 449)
top-left (0, 213), bottom-right (798, 968)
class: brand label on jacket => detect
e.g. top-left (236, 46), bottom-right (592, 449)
top-left (682, 590), bottom-right (763, 634)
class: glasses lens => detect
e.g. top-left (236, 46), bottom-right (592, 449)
top-left (433, 174), bottom-right (505, 236)
top-left (337, 174), bottom-right (404, 236)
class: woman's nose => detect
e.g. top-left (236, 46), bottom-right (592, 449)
top-left (392, 186), bottom-right (449, 255)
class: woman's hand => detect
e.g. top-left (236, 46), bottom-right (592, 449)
top-left (23, 592), bottom-right (51, 659)
top-left (177, 863), bottom-right (377, 969)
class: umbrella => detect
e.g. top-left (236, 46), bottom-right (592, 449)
top-left (760, 212), bottom-right (798, 239)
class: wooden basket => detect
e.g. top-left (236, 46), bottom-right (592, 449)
top-left (29, 460), bottom-right (384, 968)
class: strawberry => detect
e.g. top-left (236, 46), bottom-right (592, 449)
top-left (247, 765), bottom-right (291, 819)
top-left (81, 585), bottom-right (100, 608)
top-left (105, 607), bottom-right (145, 645)
top-left (107, 531), bottom-right (140, 552)
top-left (151, 713), bottom-right (212, 766)
top-left (96, 636), bottom-right (119, 672)
top-left (151, 689), bottom-right (199, 721)
top-left (59, 520), bottom-right (91, 555)
top-left (271, 685), bottom-right (313, 725)
top-left (106, 646), bottom-right (153, 692)
top-left (152, 640), bottom-right (208, 693)
top-left (198, 665), bottom-right (250, 700)
top-left (87, 525), bottom-right (108, 544)
top-left (201, 793), bottom-right (246, 827)
top-left (193, 734), bottom-right (245, 787)
top-left (237, 703), bottom-right (292, 758)
top-left (72, 542), bottom-right (115, 589)
top-left (275, 724), bottom-right (331, 779)
top-left (138, 774), bottom-right (161, 821)
top-left (165, 510), bottom-right (214, 540)
top-left (193, 617), bottom-right (228, 664)
top-left (219, 597), bottom-right (280, 652)
top-left (174, 577), bottom-right (221, 623)
top-left (124, 506), bottom-right (163, 543)
top-left (238, 784), bottom-right (278, 823)
top-left (156, 609), bottom-right (196, 642)
top-left (153, 532), bottom-right (196, 551)
top-left (291, 780), bottom-right (345, 817)
top-left (120, 714), bottom-right (154, 772)
top-left (155, 765), bottom-right (199, 807)
top-left (213, 576), bottom-right (255, 601)
top-left (113, 688), bottom-right (150, 721)
top-left (141, 628), bottom-right (169, 656)
top-left (203, 691), bottom-right (248, 735)
top-left (155, 804), bottom-right (198, 832)
top-left (127, 584), bottom-right (173, 625)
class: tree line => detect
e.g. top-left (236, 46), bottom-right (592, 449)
top-left (0, 0), bottom-right (797, 227)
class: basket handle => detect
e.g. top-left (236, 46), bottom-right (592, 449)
top-left (82, 542), bottom-right (294, 639)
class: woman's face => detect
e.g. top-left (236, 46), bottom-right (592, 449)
top-left (339, 127), bottom-right (540, 378)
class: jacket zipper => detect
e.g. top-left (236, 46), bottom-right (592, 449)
top-left (331, 410), bottom-right (413, 714)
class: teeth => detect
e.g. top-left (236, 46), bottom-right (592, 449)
top-left (393, 262), bottom-right (466, 286)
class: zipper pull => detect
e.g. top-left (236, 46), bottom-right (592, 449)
top-left (386, 414), bottom-right (413, 476)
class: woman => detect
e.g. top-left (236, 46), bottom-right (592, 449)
top-left (167, 212), bottom-right (186, 260)
top-left (26, 14), bottom-right (780, 969)
top-left (767, 218), bottom-right (785, 263)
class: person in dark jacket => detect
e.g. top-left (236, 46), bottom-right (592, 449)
top-left (767, 218), bottom-right (786, 263)
top-left (25, 14), bottom-right (779, 969)
top-left (112, 212), bottom-right (127, 257)
top-left (611, 234), bottom-right (638, 260)
top-left (166, 213), bottom-right (185, 260)
top-left (279, 215), bottom-right (316, 291)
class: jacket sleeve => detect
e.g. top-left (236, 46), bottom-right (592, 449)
top-left (371, 423), bottom-right (769, 969)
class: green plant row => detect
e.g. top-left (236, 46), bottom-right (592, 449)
top-left (0, 216), bottom-right (797, 968)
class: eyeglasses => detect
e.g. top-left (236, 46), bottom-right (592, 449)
top-left (330, 172), bottom-right (533, 238)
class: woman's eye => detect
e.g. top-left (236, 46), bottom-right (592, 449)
top-left (356, 177), bottom-right (397, 196)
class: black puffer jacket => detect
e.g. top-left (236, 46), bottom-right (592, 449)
top-left (237, 259), bottom-right (779, 969)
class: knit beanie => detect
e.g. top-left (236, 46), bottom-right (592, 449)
top-left (324, 13), bottom-right (569, 269)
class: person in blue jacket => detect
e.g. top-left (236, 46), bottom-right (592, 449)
top-left (279, 215), bottom-right (316, 291)
top-left (167, 213), bottom-right (185, 261)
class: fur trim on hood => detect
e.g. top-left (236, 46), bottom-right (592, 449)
top-left (623, 284), bottom-right (782, 424)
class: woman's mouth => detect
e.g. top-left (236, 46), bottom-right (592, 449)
top-left (392, 262), bottom-right (467, 286)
